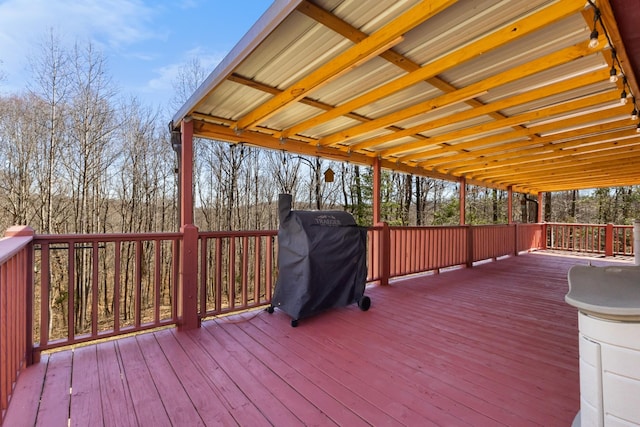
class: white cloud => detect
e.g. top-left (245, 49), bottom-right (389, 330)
top-left (145, 47), bottom-right (225, 93)
top-left (0, 0), bottom-right (164, 91)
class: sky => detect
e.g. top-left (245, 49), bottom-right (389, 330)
top-left (0, 0), bottom-right (272, 112)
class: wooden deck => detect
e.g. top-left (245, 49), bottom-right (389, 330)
top-left (5, 252), bottom-right (631, 426)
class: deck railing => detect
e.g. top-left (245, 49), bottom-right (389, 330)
top-left (545, 223), bottom-right (634, 256)
top-left (367, 223), bottom-right (545, 281)
top-left (0, 220), bottom-right (614, 424)
top-left (0, 226), bottom-right (33, 424)
top-left (31, 232), bottom-right (183, 354)
top-left (197, 230), bottom-right (278, 319)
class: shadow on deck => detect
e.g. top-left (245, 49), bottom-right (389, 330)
top-left (5, 252), bottom-right (632, 426)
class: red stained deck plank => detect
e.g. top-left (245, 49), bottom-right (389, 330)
top-left (2, 354), bottom-right (48, 427)
top-left (6, 252), bottom-right (630, 427)
top-left (221, 316), bottom-right (374, 427)
top-left (170, 328), bottom-right (270, 426)
top-left (245, 309), bottom-right (473, 426)
top-left (116, 336), bottom-right (171, 426)
top-left (152, 329), bottom-right (238, 426)
top-left (133, 332), bottom-right (205, 426)
top-left (69, 345), bottom-right (104, 426)
top-left (35, 351), bottom-right (72, 427)
top-left (204, 324), bottom-right (337, 426)
top-left (95, 341), bottom-right (137, 427)
top-left (191, 321), bottom-right (307, 426)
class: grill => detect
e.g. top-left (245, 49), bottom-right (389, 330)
top-left (267, 194), bottom-right (370, 327)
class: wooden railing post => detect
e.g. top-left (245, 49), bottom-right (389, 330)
top-left (3, 226), bottom-right (35, 365)
top-left (605, 223), bottom-right (614, 257)
top-left (514, 223), bottom-right (519, 256)
top-left (179, 224), bottom-right (200, 330)
top-left (377, 222), bottom-right (390, 286)
top-left (466, 225), bottom-right (474, 268)
top-left (542, 223), bottom-right (548, 250)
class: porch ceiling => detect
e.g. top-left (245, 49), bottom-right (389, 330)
top-left (171, 0), bottom-right (640, 195)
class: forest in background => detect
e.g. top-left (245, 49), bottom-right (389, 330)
top-left (2, 33), bottom-right (640, 237)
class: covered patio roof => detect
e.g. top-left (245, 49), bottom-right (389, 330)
top-left (171, 0), bottom-right (640, 195)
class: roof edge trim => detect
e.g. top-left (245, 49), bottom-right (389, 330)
top-left (171, 0), bottom-right (305, 129)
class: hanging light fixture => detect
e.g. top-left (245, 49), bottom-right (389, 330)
top-left (631, 100), bottom-right (638, 120)
top-left (636, 123), bottom-right (640, 133)
top-left (610, 66), bottom-right (618, 83)
top-left (589, 28), bottom-right (599, 49)
top-left (589, 8), bottom-right (600, 49)
top-left (609, 49), bottom-right (619, 83)
top-left (621, 90), bottom-right (628, 104)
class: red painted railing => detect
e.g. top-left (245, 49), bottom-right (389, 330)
top-left (0, 220), bottom-right (575, 421)
top-left (32, 232), bottom-right (183, 354)
top-left (198, 230), bottom-right (277, 319)
top-left (0, 227), bottom-right (34, 425)
top-left (546, 223), bottom-right (634, 256)
top-left (366, 223), bottom-right (545, 281)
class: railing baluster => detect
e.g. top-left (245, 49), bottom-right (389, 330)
top-left (154, 239), bottom-right (161, 324)
top-left (242, 235), bottom-right (249, 308)
top-left (114, 241), bottom-right (121, 334)
top-left (40, 242), bottom-right (50, 350)
top-left (68, 243), bottom-right (75, 343)
top-left (92, 242), bottom-right (99, 337)
top-left (199, 236), bottom-right (208, 316)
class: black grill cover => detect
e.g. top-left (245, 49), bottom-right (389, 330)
top-left (272, 194), bottom-right (367, 321)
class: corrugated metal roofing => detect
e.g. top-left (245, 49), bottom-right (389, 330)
top-left (172, 0), bottom-right (640, 194)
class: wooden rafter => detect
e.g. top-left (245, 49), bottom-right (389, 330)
top-left (174, 0), bottom-right (640, 194)
top-left (279, 0), bottom-right (588, 142)
top-left (235, 0), bottom-right (456, 130)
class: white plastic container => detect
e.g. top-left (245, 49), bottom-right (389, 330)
top-left (566, 265), bottom-right (640, 426)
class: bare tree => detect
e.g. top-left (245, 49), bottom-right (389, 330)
top-left (28, 29), bottom-right (72, 234)
top-left (0, 95), bottom-right (40, 225)
top-left (62, 41), bottom-right (119, 332)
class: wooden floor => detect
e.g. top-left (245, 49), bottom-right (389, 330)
top-left (5, 252), bottom-right (631, 427)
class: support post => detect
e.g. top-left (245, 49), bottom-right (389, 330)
top-left (373, 157), bottom-right (382, 224)
top-left (179, 224), bottom-right (200, 330)
top-left (177, 118), bottom-right (199, 330)
top-left (466, 225), bottom-right (474, 268)
top-left (459, 177), bottom-right (466, 225)
top-left (605, 223), bottom-right (614, 257)
top-left (180, 119), bottom-right (194, 227)
top-left (377, 222), bottom-right (390, 286)
top-left (634, 220), bottom-right (640, 266)
top-left (508, 187), bottom-right (518, 256)
top-left (507, 186), bottom-right (513, 224)
top-left (537, 192), bottom-right (544, 223)
top-left (4, 226), bottom-right (35, 365)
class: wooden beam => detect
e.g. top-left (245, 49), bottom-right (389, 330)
top-left (426, 110), bottom-right (631, 169)
top-left (448, 124), bottom-right (639, 174)
top-left (598, 0), bottom-right (640, 100)
top-left (190, 119), bottom-right (458, 184)
top-left (474, 151), bottom-right (640, 188)
top-left (456, 139), bottom-right (640, 176)
top-left (226, 73), bottom-right (428, 138)
top-left (395, 89), bottom-right (619, 161)
top-left (235, 0), bottom-right (456, 130)
top-left (280, 0), bottom-right (588, 141)
top-left (321, 36), bottom-right (607, 149)
top-left (294, 0), bottom-right (522, 141)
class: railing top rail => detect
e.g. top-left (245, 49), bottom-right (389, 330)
top-left (0, 235), bottom-right (33, 264)
top-left (33, 231), bottom-right (183, 244)
top-left (388, 224), bottom-right (467, 231)
top-left (198, 229), bottom-right (278, 238)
